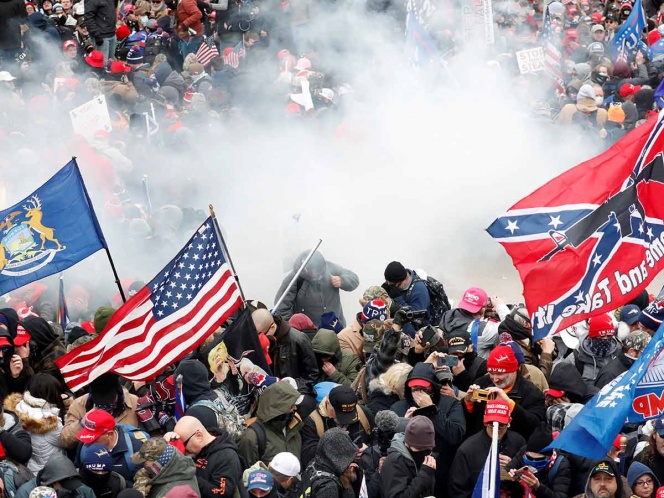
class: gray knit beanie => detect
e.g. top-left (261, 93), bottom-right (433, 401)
top-left (316, 427), bottom-right (358, 474)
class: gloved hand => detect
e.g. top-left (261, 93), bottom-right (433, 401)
top-left (393, 307), bottom-right (412, 327)
top-left (187, 27), bottom-right (197, 36)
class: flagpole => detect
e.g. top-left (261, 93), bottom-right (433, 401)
top-left (72, 157), bottom-right (127, 303)
top-left (208, 204), bottom-right (246, 306)
top-left (488, 421), bottom-right (499, 497)
top-left (272, 239), bottom-right (322, 314)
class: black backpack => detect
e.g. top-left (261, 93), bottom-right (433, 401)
top-left (143, 35), bottom-right (164, 65)
top-left (406, 273), bottom-right (451, 325)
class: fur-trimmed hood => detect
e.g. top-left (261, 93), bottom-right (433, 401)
top-left (4, 392), bottom-right (61, 434)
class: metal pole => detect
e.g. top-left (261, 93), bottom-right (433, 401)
top-left (209, 204), bottom-right (246, 305)
top-left (488, 421), bottom-right (499, 497)
top-left (142, 175), bottom-right (153, 218)
top-left (272, 239), bottom-right (322, 314)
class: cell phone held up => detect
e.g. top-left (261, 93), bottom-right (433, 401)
top-left (471, 389), bottom-right (494, 401)
top-left (421, 326), bottom-right (437, 346)
top-left (437, 355), bottom-right (458, 368)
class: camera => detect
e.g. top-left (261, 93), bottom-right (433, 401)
top-left (471, 389), bottom-right (493, 401)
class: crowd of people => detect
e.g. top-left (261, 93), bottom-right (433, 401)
top-left (2, 0), bottom-right (664, 496)
top-left (0, 255), bottom-right (661, 498)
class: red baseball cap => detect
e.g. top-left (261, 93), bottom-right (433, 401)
top-left (620, 83), bottom-right (642, 98)
top-left (459, 287), bottom-right (488, 314)
top-left (408, 378), bottom-right (433, 389)
top-left (109, 61), bottom-right (131, 74)
top-left (14, 325), bottom-right (31, 347)
top-left (484, 400), bottom-right (511, 425)
top-left (545, 389), bottom-right (565, 398)
top-left (656, 486), bottom-right (664, 498)
top-left (76, 409), bottom-right (116, 443)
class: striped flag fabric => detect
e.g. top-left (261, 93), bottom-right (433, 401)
top-left (55, 217), bottom-right (243, 392)
top-left (472, 432), bottom-right (500, 498)
top-left (195, 36), bottom-right (220, 67)
top-left (540, 6), bottom-right (564, 94)
top-left (223, 41), bottom-right (246, 69)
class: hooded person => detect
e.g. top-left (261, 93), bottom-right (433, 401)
top-left (61, 373), bottom-right (140, 449)
top-left (380, 416), bottom-right (436, 498)
top-left (311, 329), bottom-right (361, 387)
top-left (546, 362), bottom-right (597, 407)
top-left (237, 381), bottom-right (304, 467)
top-left (303, 427), bottom-right (359, 498)
top-left (449, 401), bottom-right (527, 498)
top-left (273, 251), bottom-right (360, 327)
top-left (595, 330), bottom-right (651, 389)
top-left (465, 345), bottom-right (546, 440)
top-left (628, 461), bottom-right (660, 498)
top-left (79, 444), bottom-right (127, 498)
top-left (20, 316), bottom-right (64, 385)
top-left (390, 361), bottom-right (466, 494)
top-left (563, 314), bottom-right (620, 388)
top-left (504, 425), bottom-right (572, 498)
top-left (289, 314), bottom-right (318, 342)
top-left (172, 359), bottom-right (245, 440)
top-left (574, 459), bottom-right (624, 498)
top-left (556, 83), bottom-right (609, 130)
top-left (131, 438), bottom-right (200, 498)
top-left (15, 454), bottom-right (96, 498)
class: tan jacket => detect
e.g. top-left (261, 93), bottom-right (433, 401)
top-left (60, 388), bottom-right (140, 449)
top-left (338, 319), bottom-right (364, 362)
top-left (556, 101), bottom-right (608, 127)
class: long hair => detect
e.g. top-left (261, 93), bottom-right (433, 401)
top-left (27, 373), bottom-right (67, 423)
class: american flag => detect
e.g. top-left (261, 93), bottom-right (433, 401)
top-left (196, 36), bottom-right (220, 67)
top-left (540, 6), bottom-right (565, 94)
top-left (55, 217), bottom-right (243, 392)
top-left (223, 40), bottom-right (245, 69)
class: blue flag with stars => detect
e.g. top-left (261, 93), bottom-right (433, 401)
top-left (610, 0), bottom-right (646, 57)
top-left (0, 160), bottom-right (106, 297)
top-left (547, 319), bottom-right (664, 459)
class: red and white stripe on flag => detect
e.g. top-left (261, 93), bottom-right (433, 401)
top-left (196, 38), bottom-right (220, 67)
top-left (55, 218), bottom-right (243, 391)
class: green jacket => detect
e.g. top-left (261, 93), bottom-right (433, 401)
top-left (311, 328), bottom-right (361, 387)
top-left (149, 448), bottom-right (201, 498)
top-left (237, 382), bottom-right (303, 467)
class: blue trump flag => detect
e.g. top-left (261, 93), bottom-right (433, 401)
top-left (0, 159), bottom-right (107, 296)
top-left (547, 315), bottom-right (664, 459)
top-left (610, 0), bottom-right (646, 57)
top-left (472, 440), bottom-right (500, 498)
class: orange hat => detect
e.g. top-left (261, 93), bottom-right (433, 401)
top-left (608, 104), bottom-right (626, 124)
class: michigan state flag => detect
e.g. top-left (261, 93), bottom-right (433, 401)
top-left (0, 160), bottom-right (107, 296)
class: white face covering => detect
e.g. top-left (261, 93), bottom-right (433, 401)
top-left (595, 96), bottom-right (604, 105)
top-left (141, 15), bottom-right (149, 24)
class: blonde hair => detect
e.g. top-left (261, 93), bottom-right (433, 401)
top-left (369, 362), bottom-right (412, 399)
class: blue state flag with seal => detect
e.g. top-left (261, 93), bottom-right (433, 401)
top-left (0, 159), bottom-right (107, 296)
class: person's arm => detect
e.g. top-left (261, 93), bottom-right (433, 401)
top-left (1, 429), bottom-right (32, 465)
top-left (510, 388), bottom-right (546, 437)
top-left (326, 354), bottom-right (360, 387)
top-left (295, 335), bottom-right (319, 393)
top-left (83, 0), bottom-right (100, 39)
top-left (299, 418), bottom-right (320, 470)
top-left (181, 0), bottom-right (203, 28)
top-left (380, 455), bottom-right (436, 498)
top-left (60, 399), bottom-right (85, 449)
top-left (434, 396), bottom-right (466, 447)
top-left (328, 263), bottom-right (359, 292)
top-left (448, 450), bottom-right (472, 498)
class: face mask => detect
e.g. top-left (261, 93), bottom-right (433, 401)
top-left (522, 454), bottom-right (551, 472)
top-left (595, 73), bottom-right (608, 84)
top-left (595, 96), bottom-right (604, 105)
top-left (408, 448), bottom-right (431, 468)
top-left (145, 460), bottom-right (162, 478)
top-left (141, 15), bottom-right (148, 24)
top-left (94, 402), bottom-right (117, 414)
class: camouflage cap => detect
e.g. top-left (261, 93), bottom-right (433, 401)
top-left (624, 329), bottom-right (651, 352)
top-left (360, 286), bottom-right (391, 307)
top-left (131, 437), bottom-right (168, 464)
top-left (362, 319), bottom-right (387, 344)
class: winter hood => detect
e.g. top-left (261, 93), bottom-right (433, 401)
top-left (584, 459), bottom-right (623, 498)
top-left (5, 392), bottom-right (60, 434)
top-left (311, 329), bottom-right (342, 362)
top-left (256, 382), bottom-right (301, 422)
top-left (174, 359), bottom-right (213, 405)
top-left (404, 362), bottom-right (440, 406)
top-left (627, 461), bottom-right (660, 489)
top-left (441, 308), bottom-right (473, 336)
top-left (40, 455), bottom-right (80, 485)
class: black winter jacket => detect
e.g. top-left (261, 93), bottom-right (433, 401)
top-left (453, 351), bottom-right (487, 391)
top-left (174, 359), bottom-right (219, 430)
top-left (195, 432), bottom-right (244, 498)
top-left (448, 429), bottom-right (526, 498)
top-left (594, 350), bottom-right (634, 389)
top-left (380, 433), bottom-right (436, 498)
top-left (270, 316), bottom-right (318, 395)
top-left (504, 448), bottom-right (571, 498)
top-left (469, 372), bottom-right (546, 440)
top-left (0, 0), bottom-right (27, 51)
top-left (83, 0), bottom-right (117, 39)
top-left (390, 362), bottom-right (465, 496)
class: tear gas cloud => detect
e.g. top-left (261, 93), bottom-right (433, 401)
top-left (5, 5), bottom-right (656, 316)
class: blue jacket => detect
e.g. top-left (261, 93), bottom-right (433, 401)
top-left (394, 271), bottom-right (430, 337)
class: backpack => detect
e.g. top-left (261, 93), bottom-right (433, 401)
top-left (247, 420), bottom-right (268, 460)
top-left (0, 460), bottom-right (33, 498)
top-left (351, 366), bottom-right (367, 405)
top-left (143, 35), bottom-right (164, 65)
top-left (406, 274), bottom-right (451, 326)
top-left (190, 389), bottom-right (246, 441)
top-left (299, 469), bottom-right (341, 498)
